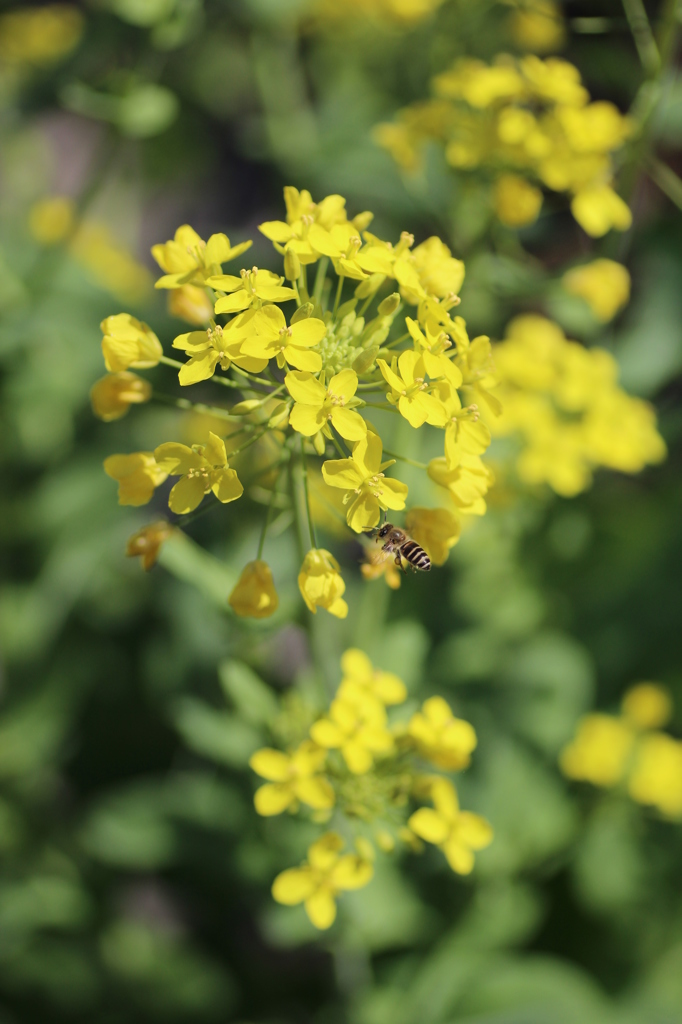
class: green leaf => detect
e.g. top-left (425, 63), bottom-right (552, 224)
top-left (218, 659), bottom-right (279, 726)
top-left (172, 697), bottom-right (262, 767)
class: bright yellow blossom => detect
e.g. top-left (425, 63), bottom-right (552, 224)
top-left (428, 455), bottom-right (494, 515)
top-left (28, 196), bottom-right (75, 245)
top-left (152, 224), bottom-right (252, 290)
top-left (559, 714), bottom-right (635, 787)
top-left (249, 742), bottom-right (334, 815)
top-left (100, 314), bottom-right (163, 373)
top-left (172, 314), bottom-right (268, 385)
top-left (408, 696), bottom-right (477, 769)
top-left (571, 184), bottom-right (632, 238)
top-left (410, 236), bottom-right (465, 299)
top-left (310, 694), bottom-right (394, 774)
top-left (211, 267), bottom-right (297, 314)
top-left (168, 285), bottom-right (214, 325)
top-left (126, 521), bottom-right (175, 571)
top-left (322, 433), bottom-right (408, 532)
top-left (154, 433), bottom-right (243, 515)
top-left (508, 0), bottom-right (565, 53)
top-left (285, 369), bottom-right (367, 441)
top-left (408, 777), bottom-right (493, 874)
top-left (338, 648), bottom-right (407, 707)
top-left (241, 305), bottom-right (325, 372)
top-left (628, 733), bottom-right (682, 819)
top-left (71, 223), bottom-right (153, 303)
top-left (228, 561), bottom-right (279, 619)
top-left (298, 549), bottom-right (348, 618)
top-left (404, 508), bottom-right (460, 566)
top-left (494, 174), bottom-right (543, 227)
top-left (622, 683), bottom-right (672, 731)
top-left (272, 832), bottom-right (373, 930)
top-left (562, 259), bottom-right (631, 322)
top-left (104, 453), bottom-right (169, 507)
top-left (405, 317), bottom-right (463, 386)
top-left (378, 350), bottom-right (447, 428)
top-left (90, 372), bottom-right (151, 422)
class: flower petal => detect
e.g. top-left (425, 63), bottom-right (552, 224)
top-left (285, 371), bottom-right (326, 406)
top-left (305, 889), bottom-right (337, 929)
top-left (212, 468), bottom-right (243, 504)
top-left (290, 404), bottom-right (326, 436)
top-left (456, 812), bottom-right (493, 850)
top-left (407, 808), bottom-right (450, 845)
top-left (178, 351), bottom-right (220, 386)
top-left (321, 458), bottom-right (364, 491)
top-left (294, 776), bottom-right (335, 810)
top-left (290, 318), bottom-right (327, 347)
top-left (168, 475), bottom-right (207, 514)
top-left (330, 407), bottom-right (367, 442)
top-left (328, 368), bottom-right (358, 401)
top-left (443, 838), bottom-right (475, 875)
top-left (284, 346), bottom-right (323, 372)
top-left (153, 443), bottom-right (203, 475)
top-left (249, 748), bottom-right (291, 781)
top-left (272, 867), bottom-right (316, 906)
top-left (254, 783), bottom-right (294, 816)
top-left (342, 740), bottom-right (374, 774)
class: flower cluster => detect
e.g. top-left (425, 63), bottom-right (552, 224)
top-left (560, 683), bottom-right (682, 820)
top-left (97, 187), bottom-right (498, 615)
top-left (488, 314), bottom-right (666, 496)
top-left (374, 54), bottom-right (633, 235)
top-left (255, 648), bottom-right (492, 928)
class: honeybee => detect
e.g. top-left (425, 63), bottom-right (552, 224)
top-left (373, 521), bottom-right (431, 573)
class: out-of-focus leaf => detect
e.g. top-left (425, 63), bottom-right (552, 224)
top-left (158, 533), bottom-right (237, 607)
top-left (116, 86), bottom-right (180, 138)
top-left (107, 0), bottom-right (176, 27)
top-left (172, 697), bottom-right (262, 767)
top-left (343, 862), bottom-right (433, 952)
top-left (218, 659), bottom-right (279, 726)
top-left (616, 252), bottom-right (682, 396)
top-left (80, 786), bottom-right (176, 869)
top-left (572, 801), bottom-right (644, 915)
top-left (0, 877), bottom-right (91, 935)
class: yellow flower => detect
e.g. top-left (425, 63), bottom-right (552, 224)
top-left (404, 507), bottom-right (460, 566)
top-left (428, 456), bottom-right (494, 515)
top-left (410, 236), bottom-right (465, 300)
top-left (408, 777), bottom-right (493, 874)
top-left (168, 284), bottom-right (213, 325)
top-left (151, 224), bottom-right (252, 289)
top-left (562, 259), bottom-right (631, 322)
top-left (241, 306), bottom-right (325, 372)
top-left (28, 196), bottom-right (75, 245)
top-left (259, 187), bottom-right (369, 265)
top-left (303, 222), bottom-right (394, 281)
top-left (322, 433), bottom-right (408, 533)
top-left (361, 548), bottom-right (402, 589)
top-left (272, 832), bottom-right (373, 930)
top-left (405, 317), bottom-right (463, 386)
top-left (249, 741), bottom-right (334, 815)
top-left (337, 648), bottom-right (407, 707)
top-left (377, 350), bottom-right (447, 428)
top-left (494, 174), bottom-right (543, 227)
top-left (90, 372), bottom-right (151, 422)
top-left (103, 453), bottom-right (168, 507)
top-left (508, 0), bottom-right (565, 53)
top-left (172, 315), bottom-right (268, 385)
top-left (621, 683), bottom-right (672, 731)
top-left (126, 521), bottom-right (175, 571)
top-left (571, 184), bottom-right (632, 238)
top-left (71, 222), bottom-right (152, 304)
top-left (154, 432), bottom-right (243, 514)
top-left (228, 561), bottom-right (279, 619)
top-left (285, 369), bottom-right (366, 442)
top-left (559, 714), bottom-right (635, 787)
top-left (434, 382), bottom-right (491, 468)
top-left (298, 549), bottom-right (348, 618)
top-left (408, 696), bottom-right (477, 769)
top-left (210, 267), bottom-right (297, 314)
top-left (310, 694), bottom-right (394, 774)
top-left (100, 313), bottom-right (162, 373)
top-left (0, 5), bottom-right (83, 67)
top-left (628, 733), bottom-right (682, 819)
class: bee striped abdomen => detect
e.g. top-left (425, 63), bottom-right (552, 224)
top-left (400, 540), bottom-right (431, 571)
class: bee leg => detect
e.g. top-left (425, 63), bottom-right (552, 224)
top-left (395, 553), bottom-right (407, 574)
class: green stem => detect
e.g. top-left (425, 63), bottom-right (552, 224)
top-left (358, 290), bottom-right (378, 317)
top-left (329, 432), bottom-right (350, 458)
top-left (299, 437), bottom-right (317, 549)
top-left (312, 257), bottom-right (329, 308)
top-left (361, 401), bottom-right (399, 414)
top-left (382, 448), bottom-right (427, 469)
top-left (151, 391), bottom-right (240, 421)
top-left (647, 156), bottom-right (682, 211)
top-left (621, 0), bottom-right (661, 74)
top-left (288, 459), bottom-right (307, 563)
top-left (333, 274), bottom-right (345, 315)
top-left (384, 331), bottom-right (410, 349)
top-left (257, 463), bottom-right (287, 559)
top-left (229, 365), bottom-right (278, 389)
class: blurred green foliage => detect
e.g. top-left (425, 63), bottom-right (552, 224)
top-left (1, 0), bottom-right (682, 1022)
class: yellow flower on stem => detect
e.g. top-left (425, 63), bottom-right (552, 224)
top-left (241, 306), bottom-right (325, 372)
top-left (410, 236), bottom-right (465, 300)
top-left (408, 777), bottom-right (493, 874)
top-left (559, 714), bottom-right (634, 787)
top-left (621, 683), bottom-right (672, 731)
top-left (172, 315), bottom-right (268, 385)
top-left (151, 224), bottom-right (252, 289)
top-left (405, 317), bottom-right (463, 386)
top-left (408, 696), bottom-right (477, 769)
top-left (305, 222), bottom-right (394, 281)
top-left (404, 507), bottom-right (460, 566)
top-left (428, 455), bottom-right (494, 515)
top-left (627, 733), bottom-right (682, 819)
top-left (210, 267), bottom-right (297, 314)
top-left (126, 521), bottom-right (175, 570)
top-left (562, 259), bottom-right (631, 322)
top-left (322, 433), bottom-right (408, 533)
top-left (104, 453), bottom-right (169, 507)
top-left (310, 694), bottom-right (394, 774)
top-left (434, 382), bottom-right (491, 468)
top-left (249, 741), bottom-right (334, 815)
top-left (90, 371), bottom-right (151, 422)
top-left (154, 432), bottom-right (243, 514)
top-left (285, 369), bottom-right (367, 441)
top-left (100, 313), bottom-right (162, 372)
top-left (298, 549), bottom-right (348, 618)
top-left (570, 184), bottom-right (632, 238)
top-left (229, 560), bottom-right (279, 619)
top-left (168, 284), bottom-right (214, 325)
top-left (338, 648), bottom-right (407, 707)
top-left (494, 174), bottom-right (543, 227)
top-left (377, 350), bottom-right (448, 428)
top-left (272, 832), bottom-right (373, 930)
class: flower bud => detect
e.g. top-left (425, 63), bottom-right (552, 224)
top-left (352, 346), bottom-right (379, 374)
top-left (291, 302), bottom-right (314, 323)
top-left (229, 560), bottom-right (279, 618)
top-left (126, 521), bottom-right (174, 571)
top-left (168, 284), bottom-right (213, 325)
top-left (378, 292), bottom-right (401, 316)
top-left (284, 248), bottom-right (301, 282)
top-left (91, 371), bottom-right (151, 421)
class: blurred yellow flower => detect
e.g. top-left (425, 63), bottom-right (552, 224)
top-left (298, 548), bottom-right (348, 618)
top-left (100, 314), bottom-right (163, 373)
top-left (559, 714), bottom-right (635, 787)
top-left (286, 369), bottom-right (367, 441)
top-left (338, 648), bottom-right (407, 707)
top-left (428, 455), bottom-right (494, 515)
top-left (90, 371), bottom-right (151, 422)
top-left (168, 285), bottom-right (213, 325)
top-left (562, 259), bottom-right (631, 322)
top-left (228, 561), bottom-right (279, 619)
top-left (125, 521), bottom-right (175, 571)
top-left (104, 453), bottom-right (169, 507)
top-left (628, 733), bottom-right (682, 819)
top-left (28, 196), bottom-right (75, 245)
top-left (361, 547), bottom-right (402, 589)
top-left (310, 694), bottom-right (394, 773)
top-left (272, 832), bottom-right (373, 930)
top-left (571, 184), bottom-right (632, 238)
top-left (0, 5), bottom-right (83, 67)
top-left (152, 225), bottom-right (252, 290)
top-left (71, 223), bottom-right (153, 303)
top-left (621, 683), bottom-right (672, 731)
top-left (494, 174), bottom-right (543, 227)
top-left (154, 433), bottom-right (243, 514)
top-left (408, 696), bottom-right (477, 769)
top-left (408, 777), bottom-right (492, 874)
top-left (507, 0), bottom-right (565, 53)
top-left (322, 433), bottom-right (408, 532)
top-left (404, 507), bottom-right (460, 566)
top-left (250, 742), bottom-right (334, 815)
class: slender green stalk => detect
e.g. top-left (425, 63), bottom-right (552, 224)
top-left (229, 365), bottom-right (278, 389)
top-left (329, 432), bottom-right (350, 458)
top-left (621, 0), bottom-right (661, 75)
top-left (361, 401), bottom-right (399, 414)
top-left (647, 157), bottom-right (682, 211)
top-left (333, 273), bottom-right (345, 315)
top-left (312, 256), bottom-right (329, 308)
top-left (384, 331), bottom-right (411, 349)
top-left (299, 437), bottom-right (318, 549)
top-left (358, 290), bottom-right (378, 317)
top-left (288, 459), bottom-right (307, 563)
top-left (151, 391), bottom-right (240, 420)
top-left (382, 448), bottom-right (427, 469)
top-left (257, 463), bottom-right (287, 559)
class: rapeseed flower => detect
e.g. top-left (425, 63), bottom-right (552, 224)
top-left (494, 173), bottom-right (544, 227)
top-left (126, 522), bottom-right (175, 570)
top-left (621, 683), bottom-right (672, 731)
top-left (408, 777), bottom-right (493, 874)
top-left (168, 285), bottom-right (214, 325)
top-left (285, 369), bottom-right (367, 441)
top-left (378, 350), bottom-right (447, 428)
top-left (172, 316), bottom-right (268, 385)
top-left (272, 832), bottom-right (373, 929)
top-left (408, 696), bottom-right (477, 769)
top-left (628, 734), bottom-right (682, 819)
top-left (152, 225), bottom-right (252, 289)
top-left (404, 508), bottom-right (460, 566)
top-left (90, 372), bottom-right (151, 421)
top-left (298, 549), bottom-right (348, 618)
top-left (28, 196), bottom-right (75, 245)
top-left (250, 742), bottom-right (334, 815)
top-left (310, 694), bottom-right (394, 774)
top-left (428, 455), bottom-right (494, 514)
top-left (104, 453), bottom-right (169, 506)
top-left (562, 259), bottom-right (631, 322)
top-left (100, 314), bottom-right (162, 373)
top-left (211, 268), bottom-right (297, 314)
top-left (338, 648), bottom-right (407, 707)
top-left (559, 714), bottom-right (634, 787)
top-left (228, 561), bottom-right (279, 619)
top-left (322, 433), bottom-right (409, 532)
top-left (154, 433), bottom-right (243, 514)
top-left (241, 305), bottom-right (325, 371)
